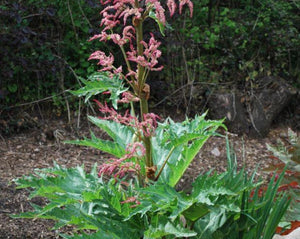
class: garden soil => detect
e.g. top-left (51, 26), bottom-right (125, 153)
top-left (0, 112), bottom-right (296, 238)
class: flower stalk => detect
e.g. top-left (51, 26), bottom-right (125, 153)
top-left (89, 0), bottom-right (193, 181)
top-left (132, 7), bottom-right (153, 168)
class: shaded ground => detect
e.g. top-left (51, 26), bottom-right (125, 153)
top-left (0, 111), bottom-right (295, 238)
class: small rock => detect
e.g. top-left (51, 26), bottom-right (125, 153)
top-left (211, 147), bottom-right (221, 157)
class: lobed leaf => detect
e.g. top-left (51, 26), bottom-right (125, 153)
top-left (66, 116), bottom-right (135, 158)
top-left (65, 131), bottom-right (125, 158)
top-left (152, 113), bottom-right (225, 187)
top-left (87, 116), bottom-right (134, 148)
top-left (144, 214), bottom-right (197, 238)
top-left (70, 72), bottom-right (127, 109)
top-left (12, 164), bottom-right (142, 237)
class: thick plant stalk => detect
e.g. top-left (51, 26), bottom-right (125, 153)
top-left (134, 0), bottom-right (153, 170)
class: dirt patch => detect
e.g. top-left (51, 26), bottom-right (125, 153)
top-left (0, 114), bottom-right (295, 238)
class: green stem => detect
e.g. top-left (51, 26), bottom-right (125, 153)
top-left (141, 68), bottom-right (149, 88)
top-left (154, 146), bottom-right (175, 181)
top-left (134, 1), bottom-right (153, 171)
top-left (130, 101), bottom-right (136, 118)
top-left (119, 45), bottom-right (137, 90)
top-left (136, 22), bottom-right (145, 96)
top-left (140, 94), bottom-right (152, 168)
top-left (120, 45), bottom-right (132, 73)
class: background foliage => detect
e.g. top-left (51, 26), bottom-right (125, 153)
top-left (0, 0), bottom-right (105, 111)
top-left (0, 0), bottom-right (299, 112)
top-left (161, 0), bottom-right (300, 112)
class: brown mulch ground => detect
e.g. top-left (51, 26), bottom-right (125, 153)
top-left (0, 111), bottom-right (295, 238)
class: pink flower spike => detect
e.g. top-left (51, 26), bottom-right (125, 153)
top-left (150, 65), bottom-right (164, 71)
top-left (89, 34), bottom-right (101, 42)
top-left (113, 66), bottom-right (123, 75)
top-left (144, 113), bottom-right (161, 127)
top-left (179, 0), bottom-right (193, 17)
top-left (167, 0), bottom-right (176, 17)
top-left (145, 0), bottom-right (166, 25)
top-left (88, 51), bottom-right (115, 72)
top-left (126, 70), bottom-right (138, 80)
top-left (101, 14), bottom-right (120, 30)
top-left (138, 113), bottom-right (161, 137)
top-left (122, 26), bottom-right (135, 42)
top-left (109, 33), bottom-right (122, 45)
top-left (126, 142), bottom-right (146, 158)
top-left (118, 91), bottom-right (140, 104)
top-left (119, 7), bottom-right (142, 25)
top-left (98, 159), bottom-right (119, 177)
top-left (127, 33), bottom-right (163, 71)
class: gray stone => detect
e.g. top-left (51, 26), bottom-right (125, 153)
top-left (207, 76), bottom-right (296, 137)
top-left (208, 92), bottom-right (250, 135)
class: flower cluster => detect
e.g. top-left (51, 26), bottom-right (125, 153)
top-left (89, 0), bottom-right (193, 80)
top-left (127, 33), bottom-right (163, 71)
top-left (89, 26), bottom-right (135, 46)
top-left (99, 0), bottom-right (193, 26)
top-left (118, 91), bottom-right (140, 104)
top-left (98, 142), bottom-right (145, 179)
top-left (94, 99), bottom-right (160, 137)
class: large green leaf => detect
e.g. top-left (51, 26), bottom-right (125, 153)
top-left (65, 116), bottom-right (134, 158)
top-left (182, 203), bottom-right (210, 222)
top-left (144, 214), bottom-right (197, 238)
top-left (193, 208), bottom-right (228, 239)
top-left (12, 164), bottom-right (142, 238)
top-left (65, 131), bottom-right (125, 158)
top-left (152, 114), bottom-right (225, 187)
top-left (128, 179), bottom-right (240, 237)
top-left (135, 183), bottom-right (194, 221)
top-left (183, 168), bottom-right (247, 224)
top-left (88, 116), bottom-right (134, 148)
top-left (70, 72), bottom-right (127, 109)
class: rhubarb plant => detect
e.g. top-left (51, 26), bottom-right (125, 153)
top-left (69, 0), bottom-right (212, 184)
top-left (12, 0), bottom-right (290, 238)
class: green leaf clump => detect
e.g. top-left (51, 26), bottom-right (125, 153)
top-left (12, 142), bottom-right (290, 238)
